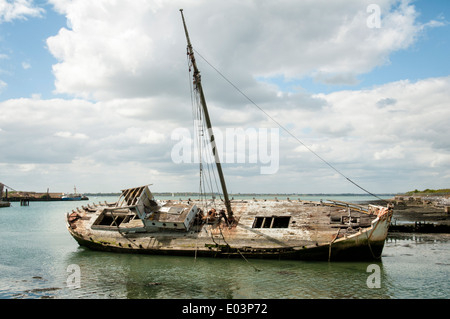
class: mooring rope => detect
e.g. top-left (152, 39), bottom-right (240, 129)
top-left (193, 49), bottom-right (388, 203)
top-left (217, 223), bottom-right (261, 272)
top-left (365, 223), bottom-right (383, 260)
top-left (328, 227), bottom-right (341, 262)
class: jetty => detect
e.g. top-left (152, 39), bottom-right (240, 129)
top-left (0, 200), bottom-right (10, 208)
top-left (5, 191), bottom-right (64, 202)
top-left (362, 192), bottom-right (450, 233)
top-left (0, 183), bottom-right (11, 207)
top-left (0, 183), bottom-right (88, 203)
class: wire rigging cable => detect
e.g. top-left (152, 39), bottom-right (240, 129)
top-left (192, 49), bottom-right (387, 203)
top-left (187, 54), bottom-right (223, 209)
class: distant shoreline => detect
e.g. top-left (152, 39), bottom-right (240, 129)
top-left (85, 192), bottom-right (397, 197)
top-left (3, 192), bottom-right (396, 202)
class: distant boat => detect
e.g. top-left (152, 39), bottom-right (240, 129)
top-left (62, 186), bottom-right (88, 201)
top-left (61, 194), bottom-right (82, 201)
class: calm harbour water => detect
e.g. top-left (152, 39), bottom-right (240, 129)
top-left (0, 195), bottom-right (448, 299)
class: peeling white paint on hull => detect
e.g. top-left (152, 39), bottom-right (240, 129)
top-left (66, 187), bottom-right (393, 261)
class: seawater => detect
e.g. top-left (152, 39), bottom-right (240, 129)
top-left (0, 195), bottom-right (448, 299)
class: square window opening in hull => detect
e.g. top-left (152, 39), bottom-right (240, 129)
top-left (252, 216), bottom-right (290, 229)
top-left (94, 212), bottom-right (136, 227)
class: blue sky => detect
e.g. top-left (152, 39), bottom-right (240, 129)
top-left (261, 1), bottom-right (450, 94)
top-left (360, 1), bottom-right (450, 87)
top-left (1, 1), bottom-right (449, 99)
top-left (0, 2), bottom-right (66, 100)
top-left (0, 0), bottom-right (449, 194)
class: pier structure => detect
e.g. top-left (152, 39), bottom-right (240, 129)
top-left (0, 183), bottom-right (11, 208)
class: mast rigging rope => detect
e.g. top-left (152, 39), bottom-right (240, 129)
top-left (187, 54), bottom-right (223, 208)
top-left (193, 49), bottom-right (387, 203)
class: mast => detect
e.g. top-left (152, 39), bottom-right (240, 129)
top-left (180, 9), bottom-right (233, 220)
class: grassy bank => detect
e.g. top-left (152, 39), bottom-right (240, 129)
top-left (404, 188), bottom-right (450, 196)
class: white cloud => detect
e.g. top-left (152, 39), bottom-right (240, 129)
top-left (430, 154), bottom-right (450, 168)
top-left (138, 130), bottom-right (166, 145)
top-left (46, 0), bottom-right (170, 100)
top-left (21, 61), bottom-right (31, 69)
top-left (17, 163), bottom-right (36, 172)
top-left (0, 0), bottom-right (44, 22)
top-left (311, 77), bottom-right (450, 169)
top-left (54, 131), bottom-right (88, 139)
top-left (374, 145), bottom-right (405, 160)
top-left (0, 79), bottom-right (6, 92)
top-left (1, 1), bottom-right (448, 194)
top-left (1, 76), bottom-right (449, 193)
top-left (44, 0), bottom-right (438, 100)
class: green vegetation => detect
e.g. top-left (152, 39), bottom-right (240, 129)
top-left (404, 188), bottom-right (450, 195)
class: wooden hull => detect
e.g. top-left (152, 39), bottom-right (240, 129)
top-left (69, 228), bottom-right (387, 261)
top-left (67, 198), bottom-right (393, 261)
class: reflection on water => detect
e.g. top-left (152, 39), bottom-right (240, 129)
top-left (382, 233), bottom-right (450, 299)
top-left (59, 251), bottom-right (391, 299)
top-left (0, 199), bottom-right (448, 299)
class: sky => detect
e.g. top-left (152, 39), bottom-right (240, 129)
top-left (0, 0), bottom-right (449, 195)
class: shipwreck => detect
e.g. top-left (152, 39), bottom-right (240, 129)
top-left (66, 10), bottom-right (393, 261)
